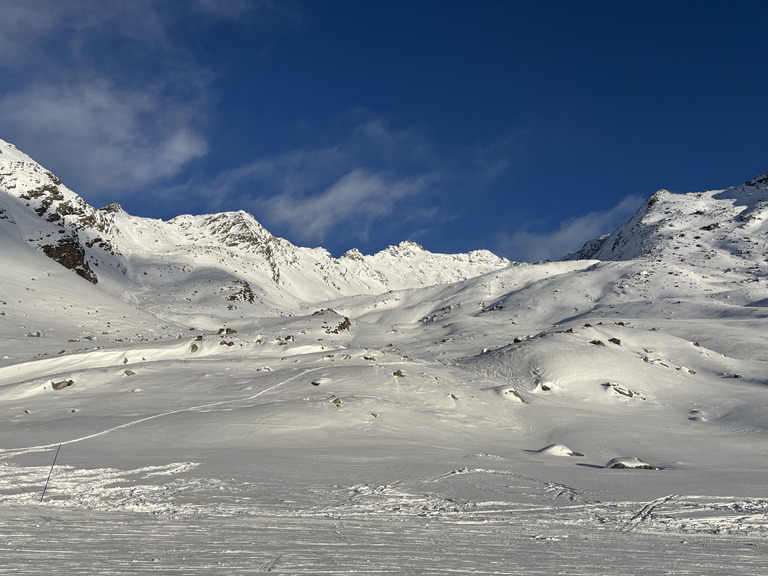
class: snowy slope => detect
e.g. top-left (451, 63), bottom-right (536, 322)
top-left (566, 174), bottom-right (768, 272)
top-left (1, 137), bottom-right (509, 319)
top-left (1, 138), bottom-right (768, 575)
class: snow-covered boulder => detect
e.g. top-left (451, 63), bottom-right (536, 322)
top-left (537, 443), bottom-right (584, 457)
top-left (604, 457), bottom-right (657, 470)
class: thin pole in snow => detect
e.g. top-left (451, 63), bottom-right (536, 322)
top-left (40, 444), bottom-right (61, 503)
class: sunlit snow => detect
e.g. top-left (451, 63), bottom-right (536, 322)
top-left (1, 138), bottom-right (767, 574)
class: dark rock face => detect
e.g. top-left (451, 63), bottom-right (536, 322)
top-left (227, 280), bottom-right (256, 303)
top-left (41, 235), bottom-right (98, 284)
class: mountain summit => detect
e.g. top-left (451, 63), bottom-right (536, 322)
top-left (0, 138), bottom-right (508, 315)
top-left (566, 174), bottom-right (768, 272)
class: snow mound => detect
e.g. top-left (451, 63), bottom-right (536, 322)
top-left (536, 443), bottom-right (584, 457)
top-left (605, 457), bottom-right (657, 470)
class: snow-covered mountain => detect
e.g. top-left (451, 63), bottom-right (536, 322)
top-left (2, 137), bottom-right (767, 574)
top-left (0, 137), bottom-right (508, 318)
top-left (565, 174), bottom-right (768, 271)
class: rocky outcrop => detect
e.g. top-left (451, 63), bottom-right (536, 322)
top-left (41, 234), bottom-right (98, 284)
top-left (1, 137), bottom-right (510, 307)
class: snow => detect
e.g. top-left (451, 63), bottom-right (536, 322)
top-left (1, 138), bottom-right (768, 574)
top-left (537, 443), bottom-right (585, 457)
top-left (604, 456), bottom-right (658, 470)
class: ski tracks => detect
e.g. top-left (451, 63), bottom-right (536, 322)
top-left (258, 554), bottom-right (282, 572)
top-left (621, 493), bottom-right (679, 532)
top-left (0, 367), bottom-right (322, 459)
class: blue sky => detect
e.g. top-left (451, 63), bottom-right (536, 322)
top-left (1, 1), bottom-right (767, 261)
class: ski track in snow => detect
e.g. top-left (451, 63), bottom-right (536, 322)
top-left (621, 494), bottom-right (679, 532)
top-left (0, 493), bottom-right (766, 575)
top-left (0, 367), bottom-right (322, 459)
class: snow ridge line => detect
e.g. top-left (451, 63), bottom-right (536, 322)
top-left (0, 367), bottom-right (321, 459)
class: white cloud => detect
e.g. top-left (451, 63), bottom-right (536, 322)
top-left (220, 148), bottom-right (345, 193)
top-left (0, 2), bottom-right (65, 65)
top-left (190, 116), bottom-right (445, 242)
top-left (470, 137), bottom-right (520, 182)
top-left (256, 168), bottom-right (435, 243)
top-left (0, 82), bottom-right (207, 195)
top-left (0, 1), bottom-right (308, 202)
top-left (498, 195), bottom-right (642, 262)
top-left (194, 0), bottom-right (295, 21)
top-left (0, 2), bottom-right (174, 65)
top-left (353, 117), bottom-right (430, 160)
top-left (0, 2), bottom-right (217, 198)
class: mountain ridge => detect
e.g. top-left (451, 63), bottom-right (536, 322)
top-left (4, 135), bottom-right (768, 324)
top-left (0, 138), bottom-right (509, 313)
top-left (565, 175), bottom-right (768, 270)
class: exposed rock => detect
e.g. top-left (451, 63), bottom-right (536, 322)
top-left (41, 235), bottom-right (98, 284)
top-left (605, 457), bottom-right (657, 470)
top-left (99, 202), bottom-right (123, 213)
top-left (602, 382), bottom-right (645, 399)
top-left (226, 280), bottom-right (255, 303)
top-left (341, 248), bottom-right (364, 261)
top-left (327, 317), bottom-right (351, 334)
top-left (52, 379), bottom-right (74, 390)
top-left (504, 388), bottom-right (525, 402)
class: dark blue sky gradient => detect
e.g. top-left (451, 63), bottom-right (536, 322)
top-left (1, 1), bottom-right (766, 260)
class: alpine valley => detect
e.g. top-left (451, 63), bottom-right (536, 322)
top-left (1, 137), bottom-right (767, 575)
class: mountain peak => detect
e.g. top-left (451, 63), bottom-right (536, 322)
top-left (170, 210), bottom-right (275, 249)
top-left (382, 240), bottom-right (426, 257)
top-left (565, 173), bottom-right (768, 269)
top-left (99, 201), bottom-right (124, 213)
top-left (0, 138), bottom-right (36, 164)
top-left (341, 247), bottom-right (365, 261)
top-left (746, 172), bottom-right (768, 186)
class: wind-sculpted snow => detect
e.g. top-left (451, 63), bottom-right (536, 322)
top-left (1, 137), bottom-right (768, 573)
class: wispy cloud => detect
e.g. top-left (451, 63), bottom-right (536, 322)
top-left (0, 2), bottom-right (174, 67)
top-left (190, 116), bottom-right (444, 244)
top-left (0, 2), bottom-right (70, 65)
top-left (0, 1), bottom-right (295, 199)
top-left (209, 147), bottom-right (347, 199)
top-left (0, 81), bottom-right (208, 195)
top-left (194, 0), bottom-right (300, 25)
top-left (258, 168), bottom-right (435, 243)
top-left (497, 195), bottom-right (642, 262)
